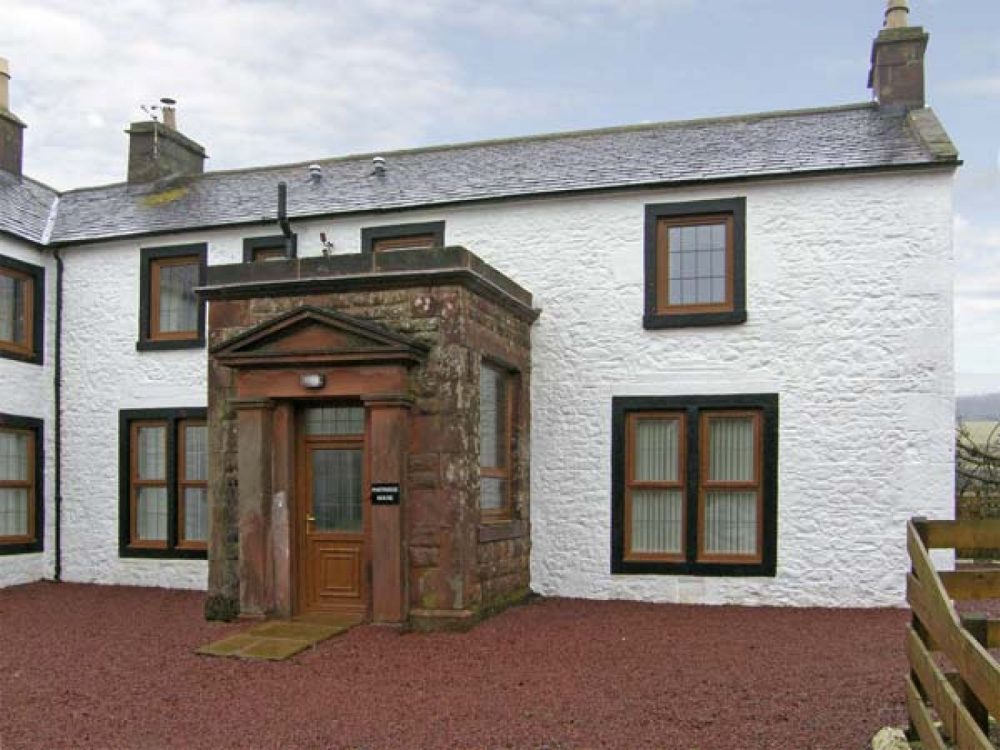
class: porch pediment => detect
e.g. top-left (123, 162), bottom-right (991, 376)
top-left (211, 305), bottom-right (429, 368)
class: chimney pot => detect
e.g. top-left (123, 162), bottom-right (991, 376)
top-left (0, 57), bottom-right (10, 111)
top-left (885, 0), bottom-right (910, 29)
top-left (160, 97), bottom-right (177, 130)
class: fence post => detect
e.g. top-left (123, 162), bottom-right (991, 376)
top-left (906, 516), bottom-right (929, 742)
top-left (960, 612), bottom-right (991, 736)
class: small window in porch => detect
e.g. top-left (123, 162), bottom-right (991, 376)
top-left (480, 361), bottom-right (515, 518)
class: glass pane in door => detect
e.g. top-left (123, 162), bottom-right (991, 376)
top-left (312, 449), bottom-right (362, 532)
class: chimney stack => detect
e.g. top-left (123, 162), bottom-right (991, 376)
top-left (868, 0), bottom-right (929, 110)
top-left (0, 57), bottom-right (27, 176)
top-left (126, 99), bottom-right (207, 184)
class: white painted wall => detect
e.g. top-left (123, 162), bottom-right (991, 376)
top-left (57, 232), bottom-right (243, 589)
top-left (53, 168), bottom-right (955, 605)
top-left (0, 234), bottom-right (56, 587)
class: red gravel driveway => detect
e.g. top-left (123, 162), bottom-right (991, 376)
top-left (1, 582), bottom-right (906, 749)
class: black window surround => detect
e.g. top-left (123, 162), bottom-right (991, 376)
top-left (137, 243), bottom-right (207, 351)
top-left (242, 234), bottom-right (297, 262)
top-left (0, 412), bottom-right (44, 555)
top-left (360, 221), bottom-right (445, 254)
top-left (0, 253), bottom-right (44, 365)
top-left (118, 407), bottom-right (208, 560)
top-left (611, 393), bottom-right (778, 577)
top-left (643, 198), bottom-right (747, 329)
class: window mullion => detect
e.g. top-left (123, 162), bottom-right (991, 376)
top-left (167, 418), bottom-right (179, 550)
top-left (684, 407), bottom-right (699, 565)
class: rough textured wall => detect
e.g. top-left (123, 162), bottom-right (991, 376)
top-left (54, 168), bottom-right (954, 606)
top-left (451, 171), bottom-right (953, 608)
top-left (58, 231), bottom-right (241, 589)
top-left (282, 171), bottom-right (952, 607)
top-left (0, 235), bottom-right (55, 587)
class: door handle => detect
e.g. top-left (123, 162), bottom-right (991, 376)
top-left (306, 514), bottom-right (316, 523)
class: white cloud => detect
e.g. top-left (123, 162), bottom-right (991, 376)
top-left (8, 0), bottom-right (702, 188)
top-left (955, 212), bottom-right (1000, 377)
top-left (946, 77), bottom-right (1000, 97)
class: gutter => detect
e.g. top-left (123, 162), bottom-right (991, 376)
top-left (53, 246), bottom-right (63, 581)
top-left (40, 193), bottom-right (63, 582)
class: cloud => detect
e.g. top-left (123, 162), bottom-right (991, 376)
top-left (955, 212), bottom-right (1000, 375)
top-left (6, 0), bottom-right (702, 188)
top-left (945, 77), bottom-right (1000, 97)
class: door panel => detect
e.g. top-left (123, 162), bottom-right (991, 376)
top-left (298, 439), bottom-right (367, 616)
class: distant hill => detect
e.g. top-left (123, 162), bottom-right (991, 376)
top-left (958, 393), bottom-right (1000, 420)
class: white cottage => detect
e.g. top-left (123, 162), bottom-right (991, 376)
top-left (0, 4), bottom-right (959, 624)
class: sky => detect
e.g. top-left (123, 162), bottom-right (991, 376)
top-left (2, 0), bottom-right (998, 394)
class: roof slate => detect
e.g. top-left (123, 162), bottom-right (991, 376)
top-left (2, 103), bottom-right (958, 247)
top-left (0, 171), bottom-right (59, 245)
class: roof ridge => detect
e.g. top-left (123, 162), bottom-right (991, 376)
top-left (56, 101), bottom-right (878, 194)
top-left (906, 108), bottom-right (960, 162)
top-left (41, 194), bottom-right (60, 245)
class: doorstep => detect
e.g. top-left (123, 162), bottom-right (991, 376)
top-left (197, 614), bottom-right (361, 660)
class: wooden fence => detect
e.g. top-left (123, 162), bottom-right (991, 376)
top-left (906, 517), bottom-right (1000, 749)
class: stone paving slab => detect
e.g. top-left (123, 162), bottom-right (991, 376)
top-left (197, 617), bottom-right (355, 660)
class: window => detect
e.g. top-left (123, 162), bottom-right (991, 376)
top-left (643, 198), bottom-right (746, 329)
top-left (243, 234), bottom-right (296, 262)
top-left (0, 254), bottom-right (44, 364)
top-left (137, 244), bottom-right (206, 350)
top-left (611, 394), bottom-right (777, 576)
top-left (479, 361), bottom-right (514, 518)
top-left (0, 414), bottom-right (43, 555)
top-left (120, 408), bottom-right (208, 558)
top-left (361, 221), bottom-right (445, 254)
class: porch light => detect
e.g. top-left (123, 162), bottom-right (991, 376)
top-left (300, 373), bottom-right (325, 389)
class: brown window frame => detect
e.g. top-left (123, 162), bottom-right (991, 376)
top-left (479, 361), bottom-right (516, 521)
top-left (361, 221), bottom-right (445, 254)
top-left (656, 213), bottom-right (735, 315)
top-left (372, 235), bottom-right (438, 253)
top-left (623, 411), bottom-right (687, 563)
top-left (252, 247), bottom-right (287, 262)
top-left (643, 198), bottom-right (746, 329)
top-left (119, 408), bottom-right (207, 559)
top-left (696, 410), bottom-right (764, 565)
top-left (0, 254), bottom-right (44, 365)
top-left (611, 394), bottom-right (777, 577)
top-left (128, 419), bottom-right (169, 551)
top-left (149, 255), bottom-right (200, 341)
top-left (0, 416), bottom-right (42, 555)
top-left (137, 244), bottom-right (206, 351)
top-left (177, 418), bottom-right (208, 550)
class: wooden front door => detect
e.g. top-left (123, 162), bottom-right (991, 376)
top-left (296, 406), bottom-right (368, 617)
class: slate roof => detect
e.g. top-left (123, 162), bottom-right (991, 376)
top-left (2, 102), bottom-right (958, 247)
